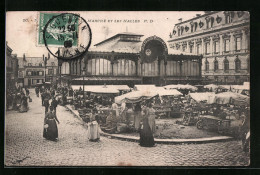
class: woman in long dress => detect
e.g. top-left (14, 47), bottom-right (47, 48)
top-left (139, 107), bottom-right (155, 147)
top-left (147, 103), bottom-right (156, 134)
top-left (134, 102), bottom-right (142, 130)
top-left (43, 106), bottom-right (60, 141)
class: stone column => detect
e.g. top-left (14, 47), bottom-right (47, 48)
top-left (219, 34), bottom-right (223, 54)
top-left (210, 36), bottom-right (214, 56)
top-left (230, 32), bottom-right (235, 53)
top-left (201, 39), bottom-right (205, 55)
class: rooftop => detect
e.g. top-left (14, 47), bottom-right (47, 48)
top-left (94, 32), bottom-right (144, 46)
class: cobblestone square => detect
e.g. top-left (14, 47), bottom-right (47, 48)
top-left (4, 90), bottom-right (250, 166)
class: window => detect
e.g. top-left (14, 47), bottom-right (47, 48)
top-left (224, 57), bottom-right (229, 72)
top-left (190, 45), bottom-right (193, 53)
top-left (28, 63), bottom-right (32, 66)
top-left (235, 37), bottom-right (241, 51)
top-left (214, 59), bottom-right (219, 71)
top-left (225, 13), bottom-right (232, 24)
top-left (39, 71), bottom-right (43, 76)
top-left (214, 41), bottom-right (219, 53)
top-left (27, 71), bottom-right (32, 76)
top-left (205, 59), bottom-right (209, 72)
top-left (224, 39), bottom-right (230, 52)
top-left (51, 62), bottom-right (55, 66)
top-left (39, 63), bottom-right (42, 67)
top-left (182, 46), bottom-right (186, 52)
top-left (205, 42), bottom-right (210, 55)
top-left (235, 57), bottom-right (241, 72)
top-left (197, 44), bottom-right (200, 54)
top-left (48, 69), bottom-right (53, 75)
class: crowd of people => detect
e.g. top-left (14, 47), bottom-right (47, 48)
top-left (6, 86), bottom-right (30, 113)
top-left (7, 84), bottom-right (248, 148)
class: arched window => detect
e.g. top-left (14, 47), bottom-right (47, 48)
top-left (224, 57), bottom-right (229, 72)
top-left (214, 58), bottom-right (218, 72)
top-left (235, 57), bottom-right (241, 72)
top-left (205, 59), bottom-right (209, 72)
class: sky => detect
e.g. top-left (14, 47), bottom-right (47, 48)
top-left (6, 11), bottom-right (204, 57)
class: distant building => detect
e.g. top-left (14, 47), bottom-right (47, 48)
top-left (18, 55), bottom-right (58, 87)
top-left (168, 11), bottom-right (250, 84)
top-left (59, 32), bottom-right (202, 87)
top-left (6, 42), bottom-right (18, 90)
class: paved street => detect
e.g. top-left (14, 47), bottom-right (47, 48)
top-left (5, 90), bottom-right (250, 166)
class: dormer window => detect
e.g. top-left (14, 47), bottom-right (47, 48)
top-left (119, 35), bottom-right (141, 42)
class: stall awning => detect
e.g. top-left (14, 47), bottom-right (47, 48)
top-left (71, 85), bottom-right (129, 93)
top-left (134, 84), bottom-right (157, 91)
top-left (164, 84), bottom-right (198, 91)
top-left (189, 92), bottom-right (216, 104)
top-left (115, 90), bottom-right (158, 104)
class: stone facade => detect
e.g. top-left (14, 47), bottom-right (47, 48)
top-left (18, 55), bottom-right (58, 87)
top-left (168, 11), bottom-right (250, 84)
top-left (6, 42), bottom-right (18, 90)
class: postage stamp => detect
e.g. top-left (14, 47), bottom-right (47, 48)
top-left (39, 12), bottom-right (91, 60)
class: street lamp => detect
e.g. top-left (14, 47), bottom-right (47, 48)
top-left (82, 67), bottom-right (86, 102)
top-left (43, 53), bottom-right (50, 83)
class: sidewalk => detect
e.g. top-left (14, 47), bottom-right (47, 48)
top-left (64, 104), bottom-right (234, 144)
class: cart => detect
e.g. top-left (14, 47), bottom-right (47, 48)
top-left (182, 111), bottom-right (199, 126)
top-left (196, 115), bottom-right (231, 134)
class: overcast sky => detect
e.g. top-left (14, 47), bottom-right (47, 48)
top-left (6, 11), bottom-right (204, 57)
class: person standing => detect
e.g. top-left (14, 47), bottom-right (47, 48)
top-left (139, 108), bottom-right (155, 147)
top-left (35, 87), bottom-right (39, 97)
top-left (51, 97), bottom-right (58, 115)
top-left (41, 90), bottom-right (45, 106)
top-left (134, 102), bottom-right (142, 131)
top-left (86, 111), bottom-right (100, 142)
top-left (43, 106), bottom-right (60, 141)
top-left (19, 93), bottom-right (28, 113)
top-left (120, 101), bottom-right (127, 122)
top-left (44, 90), bottom-right (51, 113)
top-left (112, 101), bottom-right (119, 119)
top-left (147, 103), bottom-right (156, 134)
top-left (51, 88), bottom-right (55, 98)
top-left (25, 88), bottom-right (30, 96)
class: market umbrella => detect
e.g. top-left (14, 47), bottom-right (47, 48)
top-left (115, 90), bottom-right (158, 104)
top-left (188, 92), bottom-right (216, 104)
top-left (164, 84), bottom-right (198, 91)
top-left (214, 92), bottom-right (249, 105)
top-left (155, 87), bottom-right (182, 96)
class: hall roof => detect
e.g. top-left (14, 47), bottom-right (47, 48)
top-left (94, 32), bottom-right (144, 47)
top-left (91, 32), bottom-right (198, 56)
top-left (89, 41), bottom-right (142, 53)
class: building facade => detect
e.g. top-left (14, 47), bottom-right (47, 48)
top-left (59, 32), bottom-right (202, 87)
top-left (18, 55), bottom-right (58, 87)
top-left (6, 42), bottom-right (18, 90)
top-left (168, 11), bottom-right (250, 84)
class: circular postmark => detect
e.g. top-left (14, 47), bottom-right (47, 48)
top-left (43, 13), bottom-right (92, 60)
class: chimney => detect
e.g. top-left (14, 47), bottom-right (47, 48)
top-left (178, 18), bottom-right (182, 23)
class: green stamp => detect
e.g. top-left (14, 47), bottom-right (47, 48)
top-left (38, 12), bottom-right (79, 47)
top-left (41, 12), bottom-right (92, 60)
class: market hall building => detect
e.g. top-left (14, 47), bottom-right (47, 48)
top-left (59, 32), bottom-right (202, 87)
